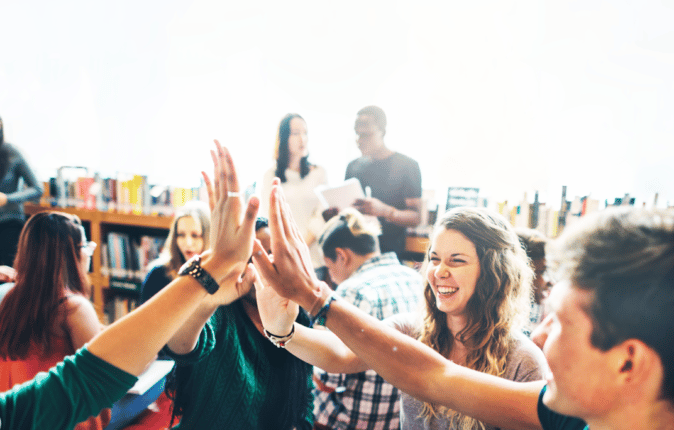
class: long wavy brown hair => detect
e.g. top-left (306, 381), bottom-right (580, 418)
top-left (0, 211), bottom-right (88, 359)
top-left (418, 207), bottom-right (532, 429)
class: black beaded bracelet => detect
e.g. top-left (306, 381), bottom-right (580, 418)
top-left (310, 294), bottom-right (336, 328)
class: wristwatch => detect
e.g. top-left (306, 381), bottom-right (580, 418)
top-left (178, 254), bottom-right (219, 295)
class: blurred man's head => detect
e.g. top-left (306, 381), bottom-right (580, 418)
top-left (354, 106), bottom-right (387, 158)
top-left (536, 208), bottom-right (674, 422)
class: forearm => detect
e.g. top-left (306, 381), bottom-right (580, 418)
top-left (166, 301), bottom-right (218, 354)
top-left (6, 162), bottom-right (43, 203)
top-left (323, 298), bottom-right (544, 430)
top-left (385, 207), bottom-right (421, 227)
top-left (5, 184), bottom-right (42, 204)
top-left (285, 324), bottom-right (369, 374)
top-left (86, 277), bottom-right (208, 375)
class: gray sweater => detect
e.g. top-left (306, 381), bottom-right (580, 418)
top-left (389, 313), bottom-right (548, 430)
top-left (0, 143), bottom-right (42, 223)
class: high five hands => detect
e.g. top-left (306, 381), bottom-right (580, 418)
top-left (199, 140), bottom-right (259, 304)
top-left (252, 178), bottom-right (332, 315)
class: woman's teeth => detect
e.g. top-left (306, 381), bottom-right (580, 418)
top-left (438, 286), bottom-right (458, 295)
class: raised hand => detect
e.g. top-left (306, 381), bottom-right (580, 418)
top-left (252, 178), bottom-right (330, 314)
top-left (201, 140), bottom-right (258, 283)
top-left (252, 259), bottom-right (298, 335)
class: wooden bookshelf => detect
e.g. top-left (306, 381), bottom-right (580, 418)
top-left (24, 203), bottom-right (172, 322)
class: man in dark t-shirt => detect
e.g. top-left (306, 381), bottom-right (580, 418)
top-left (344, 106), bottom-right (422, 259)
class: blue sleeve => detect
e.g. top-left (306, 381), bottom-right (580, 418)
top-left (0, 348), bottom-right (137, 430)
top-left (537, 385), bottom-right (588, 430)
top-left (140, 265), bottom-right (171, 304)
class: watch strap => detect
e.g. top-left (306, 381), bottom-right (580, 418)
top-left (178, 255), bottom-right (220, 295)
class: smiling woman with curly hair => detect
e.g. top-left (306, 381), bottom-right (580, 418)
top-left (255, 206), bottom-right (548, 430)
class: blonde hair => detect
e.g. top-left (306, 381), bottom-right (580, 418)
top-left (417, 207), bottom-right (532, 429)
top-left (157, 201), bottom-right (211, 279)
top-left (318, 208), bottom-right (380, 260)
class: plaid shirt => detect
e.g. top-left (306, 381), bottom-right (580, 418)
top-left (314, 252), bottom-right (423, 429)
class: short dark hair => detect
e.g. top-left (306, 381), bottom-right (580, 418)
top-left (319, 208), bottom-right (379, 260)
top-left (548, 208), bottom-right (674, 401)
top-left (356, 105), bottom-right (387, 136)
top-left (255, 217), bottom-right (269, 232)
top-left (516, 228), bottom-right (548, 261)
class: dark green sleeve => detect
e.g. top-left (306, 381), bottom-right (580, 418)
top-left (0, 348), bottom-right (137, 430)
top-left (163, 314), bottom-right (217, 365)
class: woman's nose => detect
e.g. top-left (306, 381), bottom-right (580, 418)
top-left (435, 263), bottom-right (451, 279)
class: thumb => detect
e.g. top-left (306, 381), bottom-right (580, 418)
top-left (251, 239), bottom-right (275, 287)
top-left (251, 263), bottom-right (265, 294)
top-left (240, 195), bottom-right (260, 240)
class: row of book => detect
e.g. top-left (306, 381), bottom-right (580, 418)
top-left (103, 296), bottom-right (139, 325)
top-left (410, 187), bottom-right (664, 239)
top-left (100, 233), bottom-right (166, 290)
top-left (39, 167), bottom-right (207, 215)
top-left (495, 189), bottom-right (652, 237)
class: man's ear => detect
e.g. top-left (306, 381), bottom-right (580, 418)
top-left (334, 247), bottom-right (350, 265)
top-left (613, 338), bottom-right (662, 398)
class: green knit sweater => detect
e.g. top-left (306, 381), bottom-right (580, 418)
top-left (166, 302), bottom-right (313, 429)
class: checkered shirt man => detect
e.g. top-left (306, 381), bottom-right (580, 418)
top-left (314, 252), bottom-right (423, 429)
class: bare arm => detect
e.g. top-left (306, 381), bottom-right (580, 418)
top-left (252, 271), bottom-right (368, 374)
top-left (165, 267), bottom-right (245, 354)
top-left (65, 294), bottom-right (103, 351)
top-left (87, 141), bottom-right (258, 376)
top-left (321, 298), bottom-right (544, 430)
top-left (289, 324), bottom-right (369, 373)
top-left (353, 196), bottom-right (421, 227)
top-left (253, 183), bottom-right (544, 430)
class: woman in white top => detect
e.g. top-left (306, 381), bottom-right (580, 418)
top-left (260, 113), bottom-right (327, 266)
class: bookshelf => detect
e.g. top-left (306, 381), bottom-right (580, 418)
top-left (24, 203), bottom-right (172, 322)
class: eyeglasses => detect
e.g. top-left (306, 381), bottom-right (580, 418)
top-left (80, 241), bottom-right (97, 257)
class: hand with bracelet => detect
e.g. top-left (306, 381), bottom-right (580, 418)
top-left (252, 178), bottom-right (333, 316)
top-left (252, 263), bottom-right (299, 346)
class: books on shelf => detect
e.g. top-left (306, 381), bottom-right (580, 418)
top-left (104, 295), bottom-right (139, 324)
top-left (101, 233), bottom-right (166, 287)
top-left (40, 170), bottom-right (206, 216)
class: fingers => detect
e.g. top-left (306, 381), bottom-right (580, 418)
top-left (214, 140), bottom-right (240, 196)
top-left (239, 196), bottom-right (260, 244)
top-left (201, 171), bottom-right (215, 212)
top-left (210, 150), bottom-right (221, 202)
top-left (269, 186), bottom-right (290, 250)
top-left (274, 184), bottom-right (296, 243)
top-left (212, 140), bottom-right (228, 199)
top-left (251, 240), bottom-right (278, 292)
top-left (251, 263), bottom-right (265, 293)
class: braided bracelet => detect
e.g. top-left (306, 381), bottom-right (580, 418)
top-left (310, 294), bottom-right (336, 328)
top-left (264, 324), bottom-right (295, 348)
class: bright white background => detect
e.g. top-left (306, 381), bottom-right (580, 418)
top-left (1, 0), bottom-right (673, 209)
